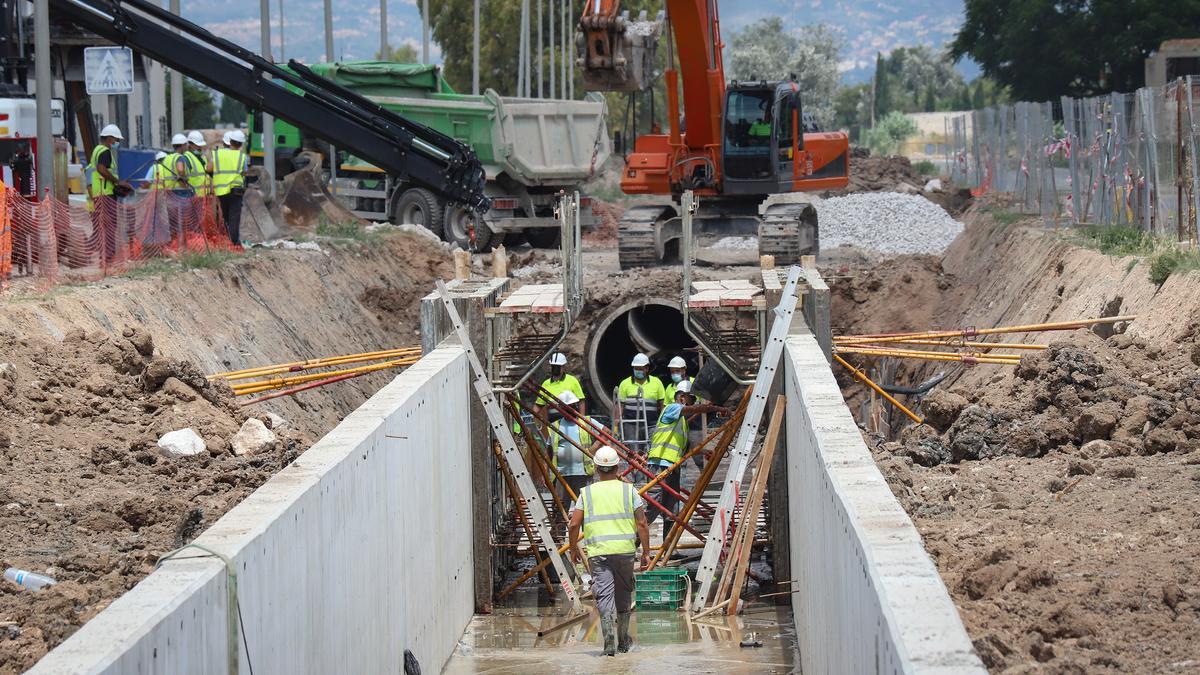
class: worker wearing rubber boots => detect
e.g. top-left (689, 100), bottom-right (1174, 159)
top-left (536, 352), bottom-right (586, 435)
top-left (549, 390), bottom-right (597, 509)
top-left (614, 353), bottom-right (667, 460)
top-left (569, 446), bottom-right (650, 657)
top-left (646, 380), bottom-right (727, 542)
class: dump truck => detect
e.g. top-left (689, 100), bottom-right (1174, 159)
top-left (249, 61), bottom-right (611, 250)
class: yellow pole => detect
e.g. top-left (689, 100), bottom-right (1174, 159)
top-left (833, 354), bottom-right (924, 424)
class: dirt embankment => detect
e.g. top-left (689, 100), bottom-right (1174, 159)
top-left (0, 231), bottom-right (453, 672)
top-left (830, 208), bottom-right (1200, 673)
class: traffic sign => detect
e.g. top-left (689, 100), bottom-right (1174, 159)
top-left (84, 46), bottom-right (135, 95)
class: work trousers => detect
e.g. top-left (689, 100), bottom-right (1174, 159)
top-left (218, 191), bottom-right (243, 244)
top-left (645, 463), bottom-right (681, 542)
top-left (558, 474), bottom-right (590, 513)
top-left (590, 554), bottom-right (635, 619)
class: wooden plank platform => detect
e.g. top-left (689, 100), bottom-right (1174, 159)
top-left (687, 279), bottom-right (764, 308)
top-left (493, 283), bottom-right (566, 314)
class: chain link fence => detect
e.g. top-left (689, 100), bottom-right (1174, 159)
top-left (949, 77), bottom-right (1200, 242)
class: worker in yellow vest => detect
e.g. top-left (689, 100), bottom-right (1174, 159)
top-left (548, 390), bottom-right (597, 509)
top-left (184, 130), bottom-right (209, 195)
top-left (536, 352), bottom-right (587, 437)
top-left (645, 380), bottom-right (727, 542)
top-left (568, 446), bottom-right (649, 656)
top-left (614, 353), bottom-right (667, 459)
top-left (87, 124), bottom-right (133, 263)
top-left (211, 129), bottom-right (249, 244)
top-left (663, 355), bottom-right (696, 402)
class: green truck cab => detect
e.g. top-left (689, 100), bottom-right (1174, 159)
top-left (248, 61), bottom-right (610, 250)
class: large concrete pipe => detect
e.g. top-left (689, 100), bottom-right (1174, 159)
top-left (585, 298), bottom-right (698, 412)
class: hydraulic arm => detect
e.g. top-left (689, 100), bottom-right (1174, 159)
top-left (49, 0), bottom-right (489, 210)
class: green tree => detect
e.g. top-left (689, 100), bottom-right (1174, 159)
top-left (218, 94), bottom-right (246, 125)
top-left (166, 77), bottom-right (215, 129)
top-left (951, 0), bottom-right (1200, 100)
top-left (376, 43), bottom-right (419, 63)
top-left (833, 83), bottom-right (870, 140)
top-left (922, 87), bottom-right (936, 112)
top-left (727, 18), bottom-right (843, 127)
top-left (861, 111), bottom-right (917, 156)
top-left (872, 52), bottom-right (889, 123)
top-left (872, 45), bottom-right (967, 116)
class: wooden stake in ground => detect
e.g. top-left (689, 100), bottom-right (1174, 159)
top-left (453, 249), bottom-right (471, 280)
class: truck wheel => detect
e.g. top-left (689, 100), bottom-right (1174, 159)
top-left (525, 228), bottom-right (561, 248)
top-left (392, 188), bottom-right (445, 237)
top-left (444, 204), bottom-right (496, 252)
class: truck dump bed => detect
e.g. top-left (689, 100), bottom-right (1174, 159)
top-left (308, 62), bottom-right (611, 186)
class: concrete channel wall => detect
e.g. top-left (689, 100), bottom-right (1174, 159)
top-left (784, 324), bottom-right (986, 674)
top-left (32, 346), bottom-right (474, 675)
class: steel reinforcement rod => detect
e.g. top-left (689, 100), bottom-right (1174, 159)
top-left (833, 315), bottom-right (1137, 345)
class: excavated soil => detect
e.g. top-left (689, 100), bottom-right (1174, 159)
top-left (826, 153), bottom-right (974, 216)
top-left (0, 230), bottom-right (453, 672)
top-left (831, 206), bottom-right (1200, 673)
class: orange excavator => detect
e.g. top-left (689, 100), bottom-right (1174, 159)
top-left (578, 0), bottom-right (850, 268)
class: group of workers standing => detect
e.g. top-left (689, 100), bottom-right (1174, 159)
top-left (86, 123), bottom-right (249, 248)
top-left (532, 351), bottom-right (726, 656)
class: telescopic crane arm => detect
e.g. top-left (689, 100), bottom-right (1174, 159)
top-left (48, 0), bottom-right (490, 210)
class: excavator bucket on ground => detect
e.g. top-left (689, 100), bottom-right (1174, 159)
top-left (579, 10), bottom-right (664, 92)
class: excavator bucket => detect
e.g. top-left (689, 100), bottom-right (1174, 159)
top-left (578, 10), bottom-right (663, 92)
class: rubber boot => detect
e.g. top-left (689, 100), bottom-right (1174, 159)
top-left (617, 611), bottom-right (632, 653)
top-left (600, 615), bottom-right (617, 656)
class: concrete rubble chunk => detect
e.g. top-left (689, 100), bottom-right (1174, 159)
top-left (924, 178), bottom-right (943, 192)
top-left (157, 428), bottom-right (207, 458)
top-left (0, 363), bottom-right (16, 383)
top-left (232, 418), bottom-right (276, 456)
top-left (262, 412), bottom-right (289, 430)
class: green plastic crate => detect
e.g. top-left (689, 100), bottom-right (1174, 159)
top-left (635, 569), bottom-right (690, 608)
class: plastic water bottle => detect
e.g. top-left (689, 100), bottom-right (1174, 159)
top-left (4, 568), bottom-right (56, 591)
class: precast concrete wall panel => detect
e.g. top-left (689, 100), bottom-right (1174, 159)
top-left (31, 346), bottom-right (473, 675)
top-left (783, 326), bottom-right (985, 674)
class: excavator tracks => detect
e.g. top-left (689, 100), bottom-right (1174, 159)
top-left (617, 204), bottom-right (674, 270)
top-left (758, 201), bottom-right (819, 265)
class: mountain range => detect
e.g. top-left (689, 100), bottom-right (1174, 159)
top-left (182, 0), bottom-right (978, 88)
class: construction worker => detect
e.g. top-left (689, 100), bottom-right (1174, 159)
top-left (549, 390), bottom-right (597, 510)
top-left (568, 446), bottom-right (650, 657)
top-left (614, 353), bottom-right (666, 458)
top-left (663, 355), bottom-right (695, 402)
top-left (211, 129), bottom-right (249, 244)
top-left (645, 380), bottom-right (727, 542)
top-left (164, 133), bottom-right (191, 189)
top-left (184, 130), bottom-right (209, 195)
top-left (87, 124), bottom-right (133, 263)
top-left (535, 352), bottom-right (586, 433)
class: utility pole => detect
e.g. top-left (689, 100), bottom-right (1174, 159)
top-left (278, 0), bottom-right (284, 61)
top-left (379, 0), bottom-right (387, 60)
top-left (565, 0), bottom-right (572, 99)
top-left (560, 0), bottom-right (567, 99)
top-left (422, 0), bottom-right (429, 65)
top-left (537, 0), bottom-right (543, 98)
top-left (259, 0), bottom-right (275, 199)
top-left (169, 0), bottom-right (183, 133)
top-left (472, 0), bottom-right (479, 94)
top-left (323, 0), bottom-right (333, 63)
top-left (549, 0), bottom-right (555, 98)
top-left (34, 0), bottom-right (52, 197)
top-left (518, 0), bottom-right (528, 96)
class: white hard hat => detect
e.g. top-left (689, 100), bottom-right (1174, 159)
top-left (228, 129), bottom-right (247, 144)
top-left (675, 379), bottom-right (693, 395)
top-left (222, 131), bottom-right (232, 145)
top-left (154, 151), bottom-right (167, 160)
top-left (99, 124), bottom-right (123, 140)
top-left (631, 353), bottom-right (650, 367)
top-left (668, 356), bottom-right (686, 369)
top-left (557, 390), bottom-right (580, 406)
top-left (187, 130), bottom-right (207, 146)
top-left (549, 352), bottom-right (567, 366)
top-left (593, 445), bottom-right (620, 468)
top-left (171, 133), bottom-right (188, 146)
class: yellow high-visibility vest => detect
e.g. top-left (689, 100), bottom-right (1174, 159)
top-left (88, 144), bottom-right (117, 198)
top-left (211, 147), bottom-right (246, 196)
top-left (579, 480), bottom-right (638, 556)
top-left (185, 151), bottom-right (208, 193)
top-left (648, 413), bottom-right (687, 466)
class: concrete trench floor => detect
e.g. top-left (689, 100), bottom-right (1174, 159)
top-left (443, 588), bottom-right (798, 674)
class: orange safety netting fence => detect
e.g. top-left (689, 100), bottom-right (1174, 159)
top-left (0, 186), bottom-right (238, 292)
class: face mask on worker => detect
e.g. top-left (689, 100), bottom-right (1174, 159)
top-left (550, 365), bottom-right (563, 378)
top-left (633, 369), bottom-right (646, 380)
top-left (671, 372), bottom-right (683, 383)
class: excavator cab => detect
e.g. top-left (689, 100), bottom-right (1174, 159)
top-left (721, 81), bottom-right (809, 196)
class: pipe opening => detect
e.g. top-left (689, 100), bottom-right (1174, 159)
top-left (586, 299), bottom-right (698, 412)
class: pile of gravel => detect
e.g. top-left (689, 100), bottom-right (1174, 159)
top-left (815, 192), bottom-right (964, 255)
